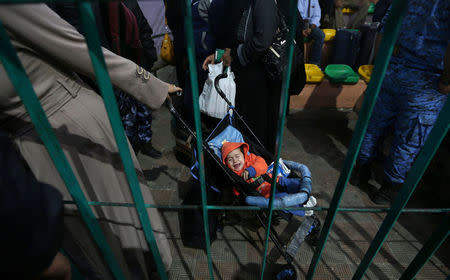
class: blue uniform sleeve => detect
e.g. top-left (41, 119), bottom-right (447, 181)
top-left (379, 5), bottom-right (392, 33)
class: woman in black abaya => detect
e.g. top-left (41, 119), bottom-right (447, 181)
top-left (203, 0), bottom-right (305, 154)
top-left (203, 0), bottom-right (279, 153)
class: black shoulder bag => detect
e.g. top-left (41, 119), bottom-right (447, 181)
top-left (261, 8), bottom-right (292, 81)
top-left (237, 1), bottom-right (304, 83)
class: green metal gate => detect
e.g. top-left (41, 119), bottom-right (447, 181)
top-left (0, 0), bottom-right (448, 279)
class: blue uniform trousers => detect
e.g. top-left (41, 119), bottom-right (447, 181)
top-left (358, 62), bottom-right (448, 185)
top-left (116, 90), bottom-right (153, 147)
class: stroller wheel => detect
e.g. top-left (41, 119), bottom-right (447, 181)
top-left (305, 214), bottom-right (321, 247)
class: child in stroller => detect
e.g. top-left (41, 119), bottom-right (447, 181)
top-left (223, 141), bottom-right (314, 202)
top-left (219, 139), bottom-right (322, 262)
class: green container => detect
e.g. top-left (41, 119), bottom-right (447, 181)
top-left (215, 49), bottom-right (224, 63)
top-left (325, 64), bottom-right (360, 84)
top-left (368, 3), bottom-right (375, 14)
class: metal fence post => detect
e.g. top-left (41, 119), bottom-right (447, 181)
top-left (260, 0), bottom-right (299, 279)
top-left (306, 0), bottom-right (410, 278)
top-left (76, 2), bottom-right (168, 279)
top-left (183, 1), bottom-right (214, 279)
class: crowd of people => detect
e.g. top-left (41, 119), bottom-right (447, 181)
top-left (0, 0), bottom-right (448, 279)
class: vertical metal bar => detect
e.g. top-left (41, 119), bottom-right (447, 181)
top-left (399, 214), bottom-right (450, 280)
top-left (352, 98), bottom-right (450, 279)
top-left (183, 1), bottom-right (214, 279)
top-left (0, 21), bottom-right (126, 280)
top-left (260, 0), bottom-right (298, 279)
top-left (76, 2), bottom-right (168, 279)
top-left (306, 1), bottom-right (409, 278)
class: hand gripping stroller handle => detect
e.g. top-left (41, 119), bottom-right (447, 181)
top-left (165, 90), bottom-right (183, 112)
top-left (214, 73), bottom-right (233, 107)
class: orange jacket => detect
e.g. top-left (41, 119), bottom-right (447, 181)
top-left (221, 142), bottom-right (268, 177)
top-left (222, 142), bottom-right (281, 198)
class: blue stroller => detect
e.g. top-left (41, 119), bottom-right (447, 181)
top-left (169, 73), bottom-right (321, 277)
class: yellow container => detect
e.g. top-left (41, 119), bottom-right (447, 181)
top-left (342, 7), bottom-right (355, 14)
top-left (305, 64), bottom-right (325, 83)
top-left (358, 65), bottom-right (374, 83)
top-left (322, 29), bottom-right (336, 42)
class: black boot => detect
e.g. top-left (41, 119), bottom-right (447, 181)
top-left (137, 143), bottom-right (162, 159)
top-left (372, 181), bottom-right (401, 205)
top-left (349, 162), bottom-right (372, 186)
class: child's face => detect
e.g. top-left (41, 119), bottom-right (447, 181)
top-left (226, 148), bottom-right (245, 172)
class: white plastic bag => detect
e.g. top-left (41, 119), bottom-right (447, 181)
top-left (199, 62), bottom-right (236, 119)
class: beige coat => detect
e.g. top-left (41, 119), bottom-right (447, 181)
top-left (0, 4), bottom-right (172, 279)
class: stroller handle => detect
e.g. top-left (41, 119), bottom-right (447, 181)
top-left (214, 73), bottom-right (233, 107)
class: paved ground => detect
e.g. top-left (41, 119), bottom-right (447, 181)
top-left (137, 65), bottom-right (450, 279)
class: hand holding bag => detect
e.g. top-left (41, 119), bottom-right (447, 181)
top-left (199, 62), bottom-right (236, 119)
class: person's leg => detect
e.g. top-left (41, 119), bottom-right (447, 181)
top-left (308, 28), bottom-right (325, 66)
top-left (374, 73), bottom-right (448, 204)
top-left (347, 0), bottom-right (370, 28)
top-left (278, 177), bottom-right (303, 194)
top-left (335, 6), bottom-right (345, 29)
top-left (136, 102), bottom-right (162, 159)
top-left (352, 74), bottom-right (396, 185)
top-left (116, 90), bottom-right (139, 147)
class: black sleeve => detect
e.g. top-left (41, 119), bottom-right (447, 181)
top-left (0, 132), bottom-right (64, 279)
top-left (235, 0), bottom-right (278, 66)
top-left (124, 0), bottom-right (157, 70)
top-left (48, 2), bottom-right (110, 49)
top-left (165, 0), bottom-right (184, 33)
top-left (221, 0), bottom-right (249, 50)
top-left (373, 0), bottom-right (393, 23)
top-left (277, 0), bottom-right (306, 95)
top-left (277, 0), bottom-right (304, 48)
top-left (208, 0), bottom-right (227, 49)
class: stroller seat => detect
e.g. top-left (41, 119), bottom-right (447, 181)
top-left (169, 73), bottom-right (321, 267)
top-left (204, 122), bottom-right (315, 217)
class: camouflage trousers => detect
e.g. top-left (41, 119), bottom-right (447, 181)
top-left (358, 62), bottom-right (448, 184)
top-left (116, 90), bottom-right (152, 148)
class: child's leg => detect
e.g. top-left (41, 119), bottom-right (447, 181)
top-left (278, 177), bottom-right (303, 194)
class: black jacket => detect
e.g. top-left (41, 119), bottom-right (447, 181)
top-left (373, 0), bottom-right (393, 23)
top-left (48, 2), bottom-right (110, 48)
top-left (123, 0), bottom-right (158, 70)
top-left (278, 0), bottom-right (306, 95)
top-left (223, 0), bottom-right (278, 66)
top-left (0, 132), bottom-right (63, 279)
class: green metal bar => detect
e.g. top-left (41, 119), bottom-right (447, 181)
top-left (183, 1), bottom-right (214, 279)
top-left (352, 98), bottom-right (450, 280)
top-left (260, 0), bottom-right (298, 279)
top-left (306, 1), bottom-right (409, 279)
top-left (76, 2), bottom-right (167, 279)
top-left (0, 21), bottom-right (126, 280)
top-left (399, 214), bottom-right (450, 280)
top-left (62, 200), bottom-right (450, 213)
